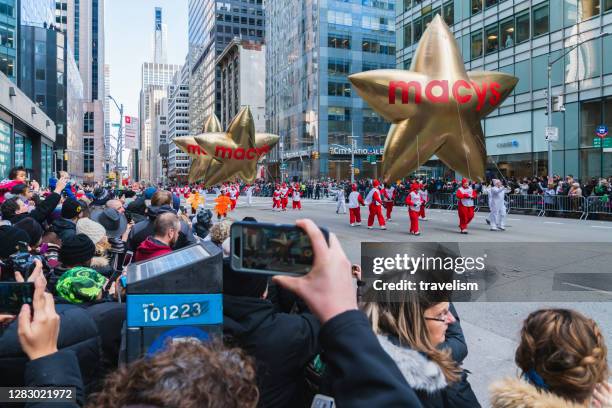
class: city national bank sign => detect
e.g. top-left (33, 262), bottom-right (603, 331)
top-left (329, 146), bottom-right (384, 156)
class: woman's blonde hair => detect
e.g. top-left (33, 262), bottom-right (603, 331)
top-left (210, 220), bottom-right (233, 245)
top-left (363, 280), bottom-right (461, 383)
top-left (515, 309), bottom-right (608, 404)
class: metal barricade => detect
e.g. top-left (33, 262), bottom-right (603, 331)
top-left (541, 195), bottom-right (587, 219)
top-left (475, 195), bottom-right (490, 213)
top-left (584, 195), bottom-right (612, 219)
top-left (428, 193), bottom-right (456, 210)
top-left (506, 194), bottom-right (545, 216)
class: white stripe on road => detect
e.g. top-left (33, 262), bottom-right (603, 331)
top-left (543, 221), bottom-right (564, 225)
top-left (591, 225), bottom-right (612, 229)
top-left (561, 282), bottom-right (612, 297)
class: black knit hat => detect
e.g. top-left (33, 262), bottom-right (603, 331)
top-left (14, 218), bottom-right (43, 247)
top-left (61, 199), bottom-right (82, 219)
top-left (0, 225), bottom-right (30, 259)
top-left (59, 233), bottom-right (95, 266)
top-left (10, 183), bottom-right (28, 195)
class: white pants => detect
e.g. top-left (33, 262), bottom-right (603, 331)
top-left (490, 207), bottom-right (506, 229)
top-left (337, 200), bottom-right (347, 214)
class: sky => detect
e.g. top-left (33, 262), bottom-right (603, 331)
top-left (105, 0), bottom-right (188, 130)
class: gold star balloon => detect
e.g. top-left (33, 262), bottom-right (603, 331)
top-left (195, 106), bottom-right (279, 186)
top-left (174, 114), bottom-right (223, 183)
top-left (349, 15), bottom-right (518, 182)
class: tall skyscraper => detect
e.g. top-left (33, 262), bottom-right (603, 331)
top-left (103, 64), bottom-right (111, 173)
top-left (153, 6), bottom-right (167, 64)
top-left (52, 0), bottom-right (105, 182)
top-left (266, 0), bottom-right (395, 180)
top-left (137, 7), bottom-right (181, 182)
top-left (188, 0), bottom-right (264, 134)
top-left (167, 63), bottom-right (190, 181)
top-left (397, 0), bottom-right (612, 179)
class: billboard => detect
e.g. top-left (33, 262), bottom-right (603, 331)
top-left (124, 115), bottom-right (139, 150)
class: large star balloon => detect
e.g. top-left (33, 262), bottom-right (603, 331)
top-left (349, 15), bottom-right (518, 182)
top-left (174, 114), bottom-right (223, 183)
top-left (195, 106), bottom-right (279, 186)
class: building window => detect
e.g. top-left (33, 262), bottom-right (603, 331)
top-left (328, 82), bottom-right (351, 97)
top-left (328, 60), bottom-right (349, 75)
top-left (0, 25), bottom-right (14, 48)
top-left (606, 0), bottom-right (612, 12)
top-left (532, 2), bottom-right (549, 37)
top-left (443, 1), bottom-right (454, 26)
top-left (328, 34), bottom-right (351, 49)
top-left (485, 24), bottom-right (499, 54)
top-left (515, 11), bottom-right (530, 44)
top-left (84, 112), bottom-right (94, 133)
top-left (35, 68), bottom-right (45, 80)
top-left (84, 137), bottom-right (94, 173)
top-left (471, 31), bottom-right (483, 59)
top-left (471, 0), bottom-right (482, 15)
top-left (500, 18), bottom-right (514, 49)
top-left (485, 0), bottom-right (497, 7)
top-left (413, 18), bottom-right (423, 42)
top-left (0, 55), bottom-right (14, 78)
top-left (328, 107), bottom-right (350, 121)
top-left (403, 24), bottom-right (412, 47)
top-left (579, 0), bottom-right (600, 20)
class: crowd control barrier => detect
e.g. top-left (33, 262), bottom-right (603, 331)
top-left (584, 195), bottom-right (612, 219)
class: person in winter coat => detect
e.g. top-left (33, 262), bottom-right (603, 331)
top-left (51, 198), bottom-right (85, 241)
top-left (362, 268), bottom-right (480, 408)
top-left (127, 190), bottom-right (196, 251)
top-left (292, 183), bottom-right (302, 210)
top-left (419, 183), bottom-right (429, 220)
top-left (0, 177), bottom-right (67, 226)
top-left (272, 184), bottom-right (281, 211)
top-left (365, 180), bottom-right (386, 230)
top-left (192, 208), bottom-right (213, 239)
top-left (456, 178), bottom-right (477, 234)
top-left (384, 183), bottom-right (396, 221)
top-left (135, 212), bottom-right (180, 262)
top-left (347, 183), bottom-right (365, 226)
top-left (335, 186), bottom-right (347, 214)
top-left (279, 183), bottom-right (290, 211)
top-left (405, 182), bottom-right (423, 236)
top-left (223, 263), bottom-right (320, 408)
top-left (489, 179), bottom-right (507, 231)
top-left (489, 308), bottom-right (610, 408)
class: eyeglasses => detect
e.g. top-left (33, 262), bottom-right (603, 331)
top-left (424, 309), bottom-right (452, 323)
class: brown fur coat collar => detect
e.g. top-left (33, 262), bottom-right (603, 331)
top-left (490, 378), bottom-right (589, 408)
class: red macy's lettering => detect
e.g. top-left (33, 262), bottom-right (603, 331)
top-left (187, 144), bottom-right (207, 156)
top-left (214, 144), bottom-right (271, 160)
top-left (388, 80), bottom-right (502, 111)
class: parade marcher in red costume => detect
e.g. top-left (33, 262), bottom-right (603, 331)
top-left (292, 183), bottom-right (302, 210)
top-left (347, 184), bottom-right (364, 226)
top-left (383, 183), bottom-right (396, 221)
top-left (365, 180), bottom-right (386, 230)
top-left (272, 184), bottom-right (281, 211)
top-left (456, 178), bottom-right (477, 234)
top-left (418, 182), bottom-right (429, 220)
top-left (228, 184), bottom-right (238, 210)
top-left (405, 183), bottom-right (422, 236)
top-left (280, 182), bottom-right (289, 211)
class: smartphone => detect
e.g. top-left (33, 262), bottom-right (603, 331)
top-left (0, 282), bottom-right (34, 315)
top-left (230, 222), bottom-right (329, 276)
top-left (123, 250), bottom-right (134, 269)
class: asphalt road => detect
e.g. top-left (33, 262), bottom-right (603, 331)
top-left (209, 195), bottom-right (612, 406)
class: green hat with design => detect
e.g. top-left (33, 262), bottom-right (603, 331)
top-left (55, 267), bottom-right (106, 304)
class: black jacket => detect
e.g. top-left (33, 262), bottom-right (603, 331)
top-left (126, 205), bottom-right (196, 251)
top-left (8, 193), bottom-right (61, 226)
top-left (223, 295), bottom-right (320, 408)
top-left (51, 218), bottom-right (77, 241)
top-left (319, 310), bottom-right (422, 407)
top-left (0, 304), bottom-right (101, 396)
top-left (24, 350), bottom-right (84, 408)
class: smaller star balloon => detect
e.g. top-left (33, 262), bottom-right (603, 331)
top-left (196, 106), bottom-right (279, 186)
top-left (174, 114), bottom-right (223, 183)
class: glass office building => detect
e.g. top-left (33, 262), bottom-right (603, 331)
top-left (397, 0), bottom-right (612, 180)
top-left (0, 0), bottom-right (17, 81)
top-left (266, 0), bottom-right (396, 180)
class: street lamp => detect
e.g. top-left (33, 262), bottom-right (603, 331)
top-left (107, 94), bottom-right (124, 184)
top-left (546, 31), bottom-right (609, 177)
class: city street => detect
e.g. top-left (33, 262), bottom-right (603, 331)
top-left (226, 195), bottom-right (612, 405)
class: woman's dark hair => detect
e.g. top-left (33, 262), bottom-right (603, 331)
top-left (8, 166), bottom-right (26, 180)
top-left (88, 340), bottom-right (258, 408)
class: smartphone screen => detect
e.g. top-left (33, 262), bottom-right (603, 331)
top-left (231, 222), bottom-right (328, 276)
top-left (0, 282), bottom-right (34, 314)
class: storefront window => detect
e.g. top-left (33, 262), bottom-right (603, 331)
top-left (580, 149), bottom-right (601, 178)
top-left (14, 132), bottom-right (24, 167)
top-left (500, 18), bottom-right (514, 48)
top-left (0, 120), bottom-right (11, 179)
top-left (485, 24), bottom-right (499, 54)
top-left (580, 100), bottom-right (601, 148)
top-left (515, 11), bottom-right (530, 43)
top-left (471, 31), bottom-right (483, 59)
top-left (532, 2), bottom-right (549, 37)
